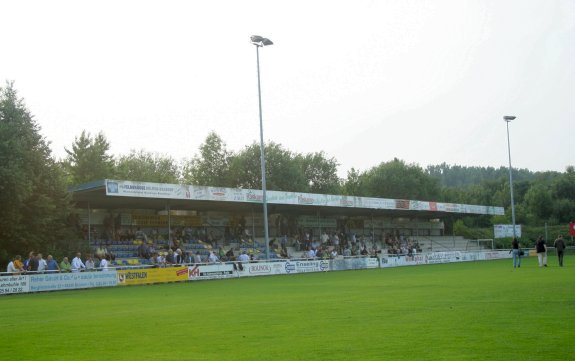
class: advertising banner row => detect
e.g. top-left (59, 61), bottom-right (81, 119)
top-left (105, 179), bottom-right (504, 216)
top-left (380, 250), bottom-right (511, 268)
top-left (1, 251), bottom-right (512, 295)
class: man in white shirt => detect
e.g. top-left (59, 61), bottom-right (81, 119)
top-left (99, 256), bottom-right (109, 271)
top-left (237, 251), bottom-right (250, 263)
top-left (37, 253), bottom-right (48, 273)
top-left (71, 252), bottom-right (86, 272)
top-left (7, 257), bottom-right (20, 273)
top-left (208, 251), bottom-right (218, 263)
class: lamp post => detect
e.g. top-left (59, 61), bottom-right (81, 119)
top-left (504, 115), bottom-right (517, 238)
top-left (251, 35), bottom-right (273, 260)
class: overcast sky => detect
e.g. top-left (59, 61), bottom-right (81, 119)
top-left (2, 0), bottom-right (574, 178)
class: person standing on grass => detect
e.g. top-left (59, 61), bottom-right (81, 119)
top-left (510, 237), bottom-right (522, 268)
top-left (535, 236), bottom-right (547, 267)
top-left (554, 235), bottom-right (566, 267)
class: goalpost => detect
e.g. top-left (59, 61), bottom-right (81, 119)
top-left (467, 239), bottom-right (494, 250)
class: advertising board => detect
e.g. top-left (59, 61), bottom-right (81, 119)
top-left (116, 267), bottom-right (188, 286)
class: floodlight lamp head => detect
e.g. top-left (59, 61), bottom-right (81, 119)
top-left (503, 115), bottom-right (516, 122)
top-left (251, 35), bottom-right (273, 47)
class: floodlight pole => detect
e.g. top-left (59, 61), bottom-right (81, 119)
top-left (504, 115), bottom-right (517, 239)
top-left (252, 35), bottom-right (273, 260)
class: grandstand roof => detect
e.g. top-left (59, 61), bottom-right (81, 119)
top-left (69, 180), bottom-right (504, 219)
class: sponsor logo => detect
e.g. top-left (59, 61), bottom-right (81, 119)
top-left (176, 268), bottom-right (188, 276)
top-left (107, 181), bottom-right (119, 194)
top-left (285, 262), bottom-right (296, 273)
top-left (395, 199), bottom-right (410, 209)
top-left (340, 199), bottom-right (353, 207)
top-left (246, 191), bottom-right (263, 202)
top-left (189, 266), bottom-right (200, 278)
top-left (210, 188), bottom-right (226, 198)
top-left (248, 264), bottom-right (272, 274)
top-left (298, 196), bottom-right (314, 205)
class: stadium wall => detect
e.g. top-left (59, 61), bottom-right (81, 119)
top-left (0, 250), bottom-right (511, 296)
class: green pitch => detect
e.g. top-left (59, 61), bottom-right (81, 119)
top-left (2, 256), bottom-right (574, 361)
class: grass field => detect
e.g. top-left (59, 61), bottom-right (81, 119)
top-left (2, 256), bottom-right (574, 361)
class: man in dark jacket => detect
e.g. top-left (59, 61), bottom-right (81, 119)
top-left (554, 235), bottom-right (566, 267)
top-left (535, 236), bottom-right (547, 268)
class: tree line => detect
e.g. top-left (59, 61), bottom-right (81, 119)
top-left (1, 82), bottom-right (573, 264)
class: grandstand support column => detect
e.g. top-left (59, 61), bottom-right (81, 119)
top-left (166, 201), bottom-right (171, 246)
top-left (504, 115), bottom-right (517, 238)
top-left (88, 202), bottom-right (91, 246)
top-left (251, 35), bottom-right (274, 260)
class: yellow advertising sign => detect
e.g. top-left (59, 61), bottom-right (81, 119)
top-left (116, 267), bottom-right (189, 286)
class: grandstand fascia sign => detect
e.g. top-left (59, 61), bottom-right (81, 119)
top-left (104, 179), bottom-right (504, 216)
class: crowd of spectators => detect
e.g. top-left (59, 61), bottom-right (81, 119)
top-left (4, 251), bottom-right (115, 274)
top-left (384, 235), bottom-right (422, 256)
top-left (5, 226), bottom-right (428, 275)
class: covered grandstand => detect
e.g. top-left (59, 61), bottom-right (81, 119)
top-left (69, 179), bottom-right (505, 262)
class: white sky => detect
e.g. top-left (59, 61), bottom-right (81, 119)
top-left (2, 0), bottom-right (574, 178)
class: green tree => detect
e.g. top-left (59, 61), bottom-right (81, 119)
top-left (0, 82), bottom-right (74, 264)
top-left (342, 167), bottom-right (362, 196)
top-left (297, 151), bottom-right (341, 194)
top-left (182, 132), bottom-right (232, 187)
top-left (229, 142), bottom-right (308, 192)
top-left (116, 150), bottom-right (180, 183)
top-left (361, 158), bottom-right (440, 200)
top-left (523, 183), bottom-right (553, 222)
top-left (63, 130), bottom-right (115, 184)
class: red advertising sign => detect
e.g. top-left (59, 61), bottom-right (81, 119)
top-left (569, 222), bottom-right (575, 236)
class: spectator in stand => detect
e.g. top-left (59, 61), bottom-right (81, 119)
top-left (85, 254), bottom-right (96, 271)
top-left (174, 249), bottom-right (183, 265)
top-left (218, 247), bottom-right (226, 261)
top-left (306, 248), bottom-right (316, 259)
top-left (194, 252), bottom-right (202, 264)
top-left (13, 255), bottom-right (25, 272)
top-left (238, 251), bottom-right (249, 263)
top-left (321, 232), bottom-right (329, 245)
top-left (60, 257), bottom-right (72, 272)
top-left (71, 252), bottom-right (86, 272)
top-left (225, 248), bottom-right (235, 261)
top-left (535, 236), bottom-right (547, 268)
top-left (330, 249), bottom-right (338, 259)
top-left (26, 252), bottom-right (39, 272)
top-left (137, 242), bottom-right (149, 259)
top-left (46, 255), bottom-right (60, 272)
top-left (37, 253), bottom-right (47, 273)
top-left (208, 251), bottom-right (219, 263)
top-left (554, 235), bottom-right (566, 267)
top-left (24, 251), bottom-right (34, 270)
top-left (7, 256), bottom-right (22, 274)
top-left (100, 255), bottom-right (110, 271)
top-left (156, 253), bottom-right (166, 267)
top-left (343, 247), bottom-right (351, 257)
top-left (165, 249), bottom-right (175, 265)
top-left (185, 251), bottom-right (194, 264)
